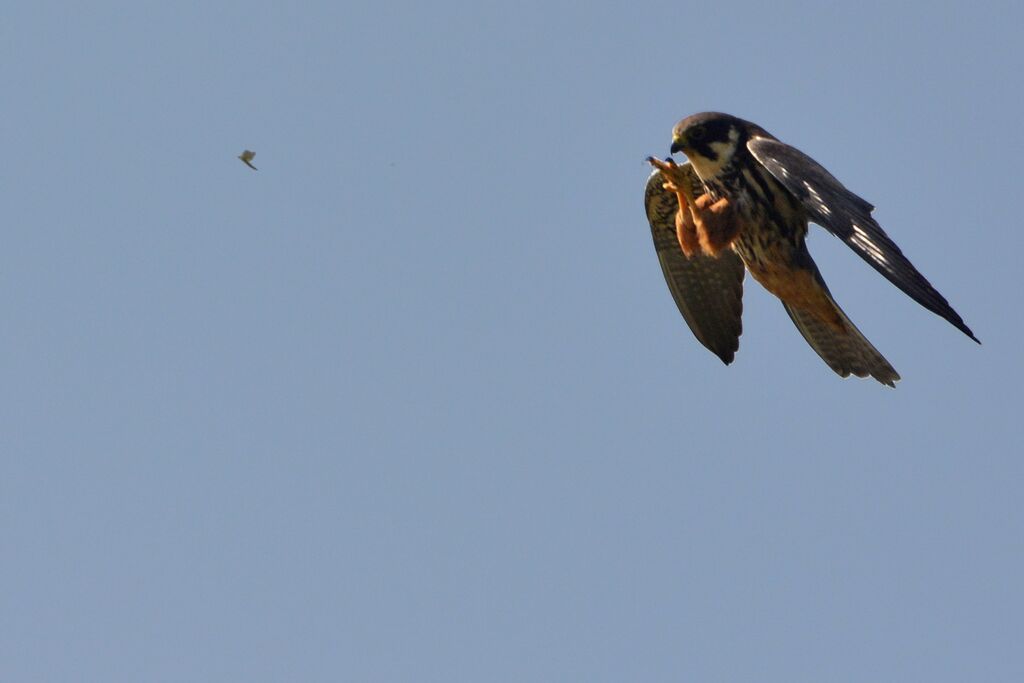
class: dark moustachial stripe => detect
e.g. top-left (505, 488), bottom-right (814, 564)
top-left (692, 139), bottom-right (718, 162)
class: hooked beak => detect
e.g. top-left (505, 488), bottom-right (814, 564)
top-left (670, 136), bottom-right (686, 155)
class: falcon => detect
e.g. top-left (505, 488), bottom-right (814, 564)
top-left (238, 150), bottom-right (258, 170)
top-left (645, 112), bottom-right (977, 386)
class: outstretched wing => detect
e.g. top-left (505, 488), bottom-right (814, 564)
top-left (747, 136), bottom-right (977, 342)
top-left (644, 166), bottom-right (745, 364)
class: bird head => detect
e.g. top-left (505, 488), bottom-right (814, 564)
top-left (670, 112), bottom-right (766, 179)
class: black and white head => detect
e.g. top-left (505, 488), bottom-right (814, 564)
top-left (669, 112), bottom-right (771, 180)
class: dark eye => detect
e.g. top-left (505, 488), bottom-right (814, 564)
top-left (689, 126), bottom-right (705, 141)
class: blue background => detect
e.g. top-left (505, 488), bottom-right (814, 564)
top-left (3, 1), bottom-right (1021, 680)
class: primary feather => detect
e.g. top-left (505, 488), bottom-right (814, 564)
top-left (747, 137), bottom-right (978, 342)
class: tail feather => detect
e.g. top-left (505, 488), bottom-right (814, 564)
top-left (782, 299), bottom-right (900, 387)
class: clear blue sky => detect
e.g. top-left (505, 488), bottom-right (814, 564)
top-left (3, 2), bottom-right (1021, 681)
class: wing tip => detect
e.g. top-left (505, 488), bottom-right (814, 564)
top-left (961, 325), bottom-right (981, 345)
top-left (714, 349), bottom-right (737, 365)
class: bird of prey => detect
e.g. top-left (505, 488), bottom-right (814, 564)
top-left (645, 112), bottom-right (977, 386)
top-left (238, 150), bottom-right (258, 170)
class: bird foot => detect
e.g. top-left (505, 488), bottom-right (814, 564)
top-left (647, 157), bottom-right (701, 255)
top-left (646, 157), bottom-right (689, 203)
